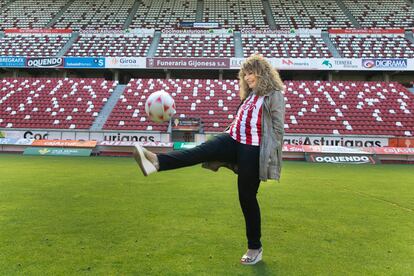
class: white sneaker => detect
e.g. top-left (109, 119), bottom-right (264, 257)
top-left (133, 144), bottom-right (158, 176)
top-left (240, 248), bottom-right (263, 265)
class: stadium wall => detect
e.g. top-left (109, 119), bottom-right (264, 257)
top-left (0, 129), bottom-right (395, 147)
top-left (1, 139), bottom-right (413, 164)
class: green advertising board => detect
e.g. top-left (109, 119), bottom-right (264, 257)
top-left (173, 142), bottom-right (198, 150)
top-left (23, 147), bottom-right (92, 157)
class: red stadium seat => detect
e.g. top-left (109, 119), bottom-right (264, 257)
top-left (0, 78), bottom-right (115, 130)
top-left (103, 79), bottom-right (414, 136)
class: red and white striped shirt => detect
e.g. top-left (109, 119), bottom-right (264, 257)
top-left (228, 94), bottom-right (264, 146)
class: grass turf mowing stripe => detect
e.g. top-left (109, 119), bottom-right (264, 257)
top-left (342, 188), bottom-right (414, 213)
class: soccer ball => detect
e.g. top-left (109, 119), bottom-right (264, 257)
top-left (145, 90), bottom-right (176, 122)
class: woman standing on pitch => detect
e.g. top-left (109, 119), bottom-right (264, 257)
top-left (133, 54), bottom-right (285, 265)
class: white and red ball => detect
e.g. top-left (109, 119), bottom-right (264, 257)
top-left (145, 90), bottom-right (176, 122)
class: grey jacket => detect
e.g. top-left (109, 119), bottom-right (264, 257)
top-left (202, 90), bottom-right (285, 181)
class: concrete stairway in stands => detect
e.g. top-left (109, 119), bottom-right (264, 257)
top-left (335, 0), bottom-right (361, 28)
top-left (123, 0), bottom-right (141, 30)
top-left (262, 0), bottom-right (277, 29)
top-left (196, 0), bottom-right (203, 22)
top-left (405, 30), bottom-right (414, 45)
top-left (233, 31), bottom-right (244, 58)
top-left (146, 31), bottom-right (161, 57)
top-left (90, 84), bottom-right (126, 131)
top-left (46, 0), bottom-right (75, 28)
top-left (57, 32), bottom-right (79, 56)
top-left (322, 31), bottom-right (342, 58)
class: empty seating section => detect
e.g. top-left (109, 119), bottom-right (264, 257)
top-left (203, 0), bottom-right (268, 29)
top-left (156, 34), bottom-right (234, 57)
top-left (264, 1), bottom-right (290, 29)
top-left (0, 0), bottom-right (67, 29)
top-left (0, 77), bottom-right (412, 136)
top-left (105, 79), bottom-right (413, 136)
top-left (242, 35), bottom-right (332, 58)
top-left (0, 35), bottom-right (69, 57)
top-left (1, 0), bottom-right (414, 31)
top-left (268, 0), bottom-right (352, 28)
top-left (342, 0), bottom-right (414, 28)
top-left (0, 78), bottom-right (115, 129)
top-left (202, 0), bottom-right (267, 29)
top-left (103, 78), bottom-right (240, 131)
top-left (332, 35), bottom-right (414, 58)
top-left (2, 32), bottom-right (412, 59)
top-left (52, 0), bottom-right (135, 30)
top-left (284, 81), bottom-right (413, 136)
top-left (129, 0), bottom-right (197, 29)
top-left (299, 0), bottom-right (352, 28)
top-left (66, 34), bottom-right (152, 57)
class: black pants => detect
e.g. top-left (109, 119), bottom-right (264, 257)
top-left (157, 133), bottom-right (262, 249)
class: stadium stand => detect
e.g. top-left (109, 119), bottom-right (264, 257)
top-left (0, 0), bottom-right (67, 29)
top-left (129, 0), bottom-right (197, 29)
top-left (242, 34), bottom-right (333, 58)
top-left (332, 35), bottom-right (414, 58)
top-left (66, 34), bottom-right (153, 57)
top-left (268, 0), bottom-right (352, 29)
top-left (103, 78), bottom-right (240, 132)
top-left (284, 81), bottom-right (413, 137)
top-left (1, 0), bottom-right (414, 31)
top-left (342, 0), bottom-right (414, 28)
top-left (202, 0), bottom-right (267, 29)
top-left (156, 34), bottom-right (234, 57)
top-left (103, 79), bottom-right (413, 136)
top-left (0, 78), bottom-right (115, 129)
top-left (52, 0), bottom-right (135, 30)
top-left (0, 34), bottom-right (70, 57)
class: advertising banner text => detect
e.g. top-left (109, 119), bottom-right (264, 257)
top-left (4, 28), bottom-right (72, 34)
top-left (32, 140), bottom-right (97, 148)
top-left (24, 147), bottom-right (92, 156)
top-left (64, 57), bottom-right (105, 68)
top-left (147, 58), bottom-right (230, 69)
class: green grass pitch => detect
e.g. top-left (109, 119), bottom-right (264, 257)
top-left (1, 154), bottom-right (413, 275)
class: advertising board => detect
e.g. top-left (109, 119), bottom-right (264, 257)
top-left (328, 28), bottom-right (405, 35)
top-left (362, 59), bottom-right (408, 70)
top-left (105, 57), bottom-right (146, 68)
top-left (23, 147), bottom-right (92, 156)
top-left (64, 57), bottom-right (105, 68)
top-left (0, 130), bottom-right (164, 143)
top-left (147, 58), bottom-right (230, 69)
top-left (0, 56), bottom-right (26, 67)
top-left (4, 28), bottom-right (72, 34)
top-left (32, 140), bottom-right (97, 148)
top-left (283, 135), bottom-right (389, 147)
top-left (0, 138), bottom-right (33, 145)
top-left (26, 57), bottom-right (64, 68)
top-left (306, 153), bottom-right (381, 164)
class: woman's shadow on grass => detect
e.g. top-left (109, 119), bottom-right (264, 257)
top-left (250, 261), bottom-right (277, 276)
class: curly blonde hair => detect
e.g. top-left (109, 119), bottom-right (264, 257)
top-left (238, 54), bottom-right (284, 100)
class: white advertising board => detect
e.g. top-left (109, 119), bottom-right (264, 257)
top-left (105, 57), bottom-right (146, 68)
top-left (283, 135), bottom-right (389, 147)
top-left (230, 58), bottom-right (414, 71)
top-left (0, 130), bottom-right (167, 143)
